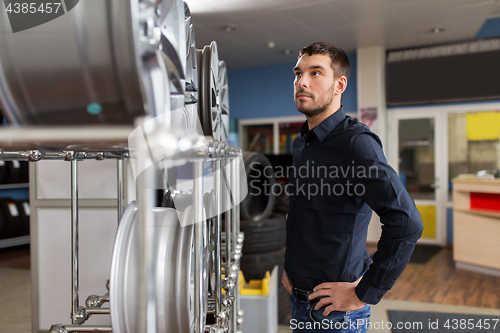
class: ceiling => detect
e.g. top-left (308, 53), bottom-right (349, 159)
top-left (187, 0), bottom-right (500, 70)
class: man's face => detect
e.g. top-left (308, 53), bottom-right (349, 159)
top-left (293, 53), bottom-right (336, 117)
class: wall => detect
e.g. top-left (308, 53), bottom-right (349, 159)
top-left (227, 17), bottom-right (500, 122)
top-left (227, 17), bottom-right (499, 121)
top-left (227, 17), bottom-right (500, 245)
top-left (386, 17), bottom-right (500, 112)
top-left (476, 16), bottom-right (500, 39)
top-left (389, 18), bottom-right (500, 244)
top-left (228, 53), bottom-right (357, 120)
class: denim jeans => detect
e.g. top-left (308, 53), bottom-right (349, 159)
top-left (289, 294), bottom-right (371, 333)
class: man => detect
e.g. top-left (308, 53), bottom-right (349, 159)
top-left (281, 40), bottom-right (424, 332)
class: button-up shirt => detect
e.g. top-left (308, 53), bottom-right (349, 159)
top-left (284, 107), bottom-right (424, 305)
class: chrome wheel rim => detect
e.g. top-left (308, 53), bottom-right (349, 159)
top-left (198, 42), bottom-right (222, 141)
top-left (109, 202), bottom-right (208, 333)
top-left (219, 60), bottom-right (230, 142)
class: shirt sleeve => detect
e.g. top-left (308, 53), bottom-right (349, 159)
top-left (347, 130), bottom-right (424, 305)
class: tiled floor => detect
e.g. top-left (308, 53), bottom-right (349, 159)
top-left (2, 244), bottom-right (500, 333)
top-left (276, 299), bottom-right (500, 333)
top-left (0, 267), bottom-right (31, 332)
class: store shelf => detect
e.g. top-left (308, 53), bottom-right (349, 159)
top-left (0, 126), bottom-right (133, 151)
top-left (0, 235), bottom-right (30, 249)
top-left (452, 178), bottom-right (500, 276)
top-left (0, 183), bottom-right (29, 190)
top-left (454, 208), bottom-right (500, 220)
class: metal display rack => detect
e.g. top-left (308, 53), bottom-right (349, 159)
top-left (0, 0), bottom-right (244, 331)
top-left (0, 156), bottom-right (30, 249)
top-left (0, 123), bottom-right (244, 333)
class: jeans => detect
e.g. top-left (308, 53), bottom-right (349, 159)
top-left (289, 294), bottom-right (371, 333)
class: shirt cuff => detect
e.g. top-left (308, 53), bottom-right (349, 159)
top-left (355, 277), bottom-right (388, 305)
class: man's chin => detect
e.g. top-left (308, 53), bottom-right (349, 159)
top-left (297, 107), bottom-right (324, 117)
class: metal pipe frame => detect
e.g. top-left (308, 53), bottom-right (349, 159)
top-left (231, 155), bottom-right (240, 333)
top-left (214, 159), bottom-right (223, 317)
top-left (137, 139), bottom-right (157, 333)
top-left (0, 137), bottom-right (240, 163)
top-left (223, 159), bottom-right (232, 274)
top-left (193, 161), bottom-right (204, 333)
top-left (49, 324), bottom-right (113, 333)
top-left (0, 127), bottom-right (243, 332)
top-left (85, 294), bottom-right (109, 308)
top-left (84, 307), bottom-right (111, 315)
top-left (0, 149), bottom-right (128, 161)
top-left (70, 156), bottom-right (80, 325)
top-left (231, 155), bottom-right (238, 262)
top-left (117, 159), bottom-right (125, 223)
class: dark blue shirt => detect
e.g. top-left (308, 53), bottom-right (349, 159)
top-left (284, 107), bottom-right (424, 305)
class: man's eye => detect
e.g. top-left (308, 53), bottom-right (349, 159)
top-left (295, 72), bottom-right (302, 77)
top-left (312, 71), bottom-right (320, 76)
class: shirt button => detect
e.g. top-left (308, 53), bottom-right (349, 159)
top-left (306, 143), bottom-right (310, 147)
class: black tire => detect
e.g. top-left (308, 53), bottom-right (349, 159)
top-left (273, 199), bottom-right (289, 216)
top-left (14, 200), bottom-right (30, 236)
top-left (0, 160), bottom-right (9, 184)
top-left (7, 161), bottom-right (22, 183)
top-left (241, 214), bottom-right (286, 254)
top-left (0, 206), bottom-right (7, 240)
top-left (161, 190), bottom-right (193, 211)
top-left (241, 151), bottom-right (276, 221)
top-left (240, 246), bottom-right (285, 281)
top-left (0, 198), bottom-right (24, 238)
top-left (19, 161), bottom-right (29, 183)
top-left (197, 43), bottom-right (222, 140)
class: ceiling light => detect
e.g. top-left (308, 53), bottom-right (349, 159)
top-left (223, 24), bottom-right (237, 32)
top-left (431, 27), bottom-right (445, 34)
top-left (284, 49), bottom-right (292, 55)
top-left (267, 41), bottom-right (275, 49)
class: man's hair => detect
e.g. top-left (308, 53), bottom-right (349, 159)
top-left (299, 40), bottom-right (350, 80)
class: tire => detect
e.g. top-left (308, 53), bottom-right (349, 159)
top-left (241, 151), bottom-right (276, 221)
top-left (240, 246), bottom-right (285, 281)
top-left (273, 196), bottom-right (289, 216)
top-left (19, 161), bottom-right (29, 183)
top-left (0, 198), bottom-right (24, 238)
top-left (7, 161), bottom-right (22, 183)
top-left (241, 214), bottom-right (286, 254)
top-left (0, 160), bottom-right (9, 184)
top-left (0, 207), bottom-right (7, 240)
top-left (14, 200), bottom-right (30, 236)
top-left (197, 42), bottom-right (222, 141)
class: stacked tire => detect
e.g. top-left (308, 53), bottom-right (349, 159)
top-left (239, 151), bottom-right (289, 324)
top-left (0, 197), bottom-right (30, 240)
top-left (0, 161), bottom-right (29, 184)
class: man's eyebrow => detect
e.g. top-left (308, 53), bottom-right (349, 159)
top-left (293, 65), bottom-right (325, 71)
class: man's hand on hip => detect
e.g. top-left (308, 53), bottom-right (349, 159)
top-left (282, 270), bottom-right (292, 294)
top-left (308, 277), bottom-right (365, 315)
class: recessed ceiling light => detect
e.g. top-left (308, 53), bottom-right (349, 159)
top-left (284, 49), bottom-right (292, 55)
top-left (267, 41), bottom-right (275, 49)
top-left (431, 27), bottom-right (445, 34)
top-left (223, 24), bottom-right (237, 32)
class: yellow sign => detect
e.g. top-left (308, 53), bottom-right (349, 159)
top-left (467, 111), bottom-right (500, 141)
top-left (417, 205), bottom-right (436, 239)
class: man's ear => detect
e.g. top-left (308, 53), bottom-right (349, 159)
top-left (335, 76), bottom-right (347, 95)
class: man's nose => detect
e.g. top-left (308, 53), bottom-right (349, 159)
top-left (297, 75), bottom-right (309, 88)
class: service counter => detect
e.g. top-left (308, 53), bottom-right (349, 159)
top-left (452, 178), bottom-right (500, 277)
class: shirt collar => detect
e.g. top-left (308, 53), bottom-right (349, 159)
top-left (299, 107), bottom-right (346, 142)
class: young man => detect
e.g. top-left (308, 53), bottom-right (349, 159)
top-left (281, 40), bottom-right (424, 332)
